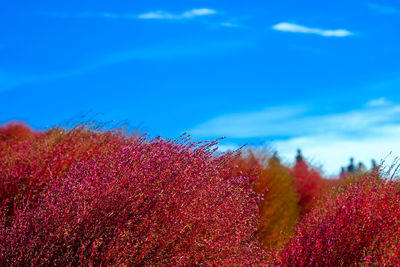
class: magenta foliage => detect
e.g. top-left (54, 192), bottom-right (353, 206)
top-left (281, 174), bottom-right (400, 266)
top-left (0, 129), bottom-right (266, 265)
top-left (291, 160), bottom-right (326, 216)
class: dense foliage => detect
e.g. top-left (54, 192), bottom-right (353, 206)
top-left (291, 160), bottom-right (328, 216)
top-left (0, 123), bottom-right (266, 266)
top-left (234, 150), bottom-right (300, 249)
top-left (281, 173), bottom-right (400, 266)
top-left (2, 122), bottom-right (400, 266)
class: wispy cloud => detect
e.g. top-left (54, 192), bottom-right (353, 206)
top-left (191, 103), bottom-right (399, 139)
top-left (217, 128), bottom-right (400, 176)
top-left (367, 3), bottom-right (398, 14)
top-left (191, 105), bottom-right (309, 138)
top-left (39, 11), bottom-right (136, 19)
top-left (0, 38), bottom-right (252, 93)
top-left (39, 8), bottom-right (217, 21)
top-left (366, 97), bottom-right (392, 107)
top-left (272, 22), bottom-right (353, 37)
top-left (138, 8), bottom-right (216, 20)
top-left (220, 22), bottom-right (239, 28)
top-left (191, 100), bottom-right (400, 174)
top-left (38, 9), bottom-right (246, 29)
top-left (274, 130), bottom-right (400, 176)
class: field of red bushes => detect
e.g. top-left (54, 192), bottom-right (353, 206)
top-left (1, 122), bottom-right (400, 266)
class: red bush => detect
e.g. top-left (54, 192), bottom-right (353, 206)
top-left (0, 125), bottom-right (267, 265)
top-left (280, 174), bottom-right (400, 266)
top-left (291, 160), bottom-right (327, 216)
top-left (0, 126), bottom-right (136, 217)
top-left (0, 122), bottom-right (34, 141)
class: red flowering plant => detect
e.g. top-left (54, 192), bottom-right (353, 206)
top-left (0, 125), bottom-right (267, 265)
top-left (291, 160), bottom-right (327, 216)
top-left (280, 170), bottom-right (400, 266)
top-left (0, 124), bottom-right (133, 219)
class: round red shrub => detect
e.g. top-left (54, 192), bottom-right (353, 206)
top-left (0, 122), bottom-right (34, 141)
top-left (0, 129), bottom-right (267, 265)
top-left (281, 174), bottom-right (400, 266)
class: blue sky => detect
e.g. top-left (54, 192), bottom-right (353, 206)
top-left (1, 0), bottom-right (400, 174)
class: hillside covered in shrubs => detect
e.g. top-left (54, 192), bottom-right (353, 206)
top-left (1, 122), bottom-right (400, 266)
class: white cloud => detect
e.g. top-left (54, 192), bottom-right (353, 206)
top-left (215, 131), bottom-right (400, 176)
top-left (183, 8), bottom-right (216, 17)
top-left (367, 3), bottom-right (398, 14)
top-left (138, 8), bottom-right (217, 20)
top-left (39, 8), bottom-right (217, 21)
top-left (274, 132), bottom-right (398, 176)
top-left (39, 11), bottom-right (136, 19)
top-left (272, 22), bottom-right (353, 37)
top-left (220, 22), bottom-right (239, 27)
top-left (191, 103), bottom-right (400, 139)
top-left (366, 97), bottom-right (392, 107)
top-left (190, 99), bottom-right (400, 175)
top-left (137, 12), bottom-right (175, 19)
top-left (190, 105), bottom-right (308, 138)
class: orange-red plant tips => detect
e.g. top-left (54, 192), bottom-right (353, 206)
top-left (232, 149), bottom-right (300, 249)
